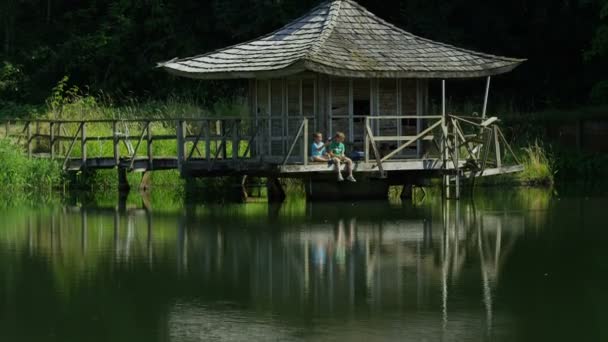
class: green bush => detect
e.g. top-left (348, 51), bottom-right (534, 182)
top-left (518, 142), bottom-right (555, 186)
top-left (0, 139), bottom-right (63, 193)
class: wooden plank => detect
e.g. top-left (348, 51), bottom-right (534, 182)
top-left (481, 117), bottom-right (498, 127)
top-left (464, 165), bottom-right (524, 178)
top-left (371, 136), bottom-right (435, 142)
top-left (280, 159), bottom-right (456, 174)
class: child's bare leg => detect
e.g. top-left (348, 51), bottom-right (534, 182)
top-left (312, 156), bottom-right (328, 162)
top-left (333, 157), bottom-right (343, 180)
top-left (344, 157), bottom-right (353, 176)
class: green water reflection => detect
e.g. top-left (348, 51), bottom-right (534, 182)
top-left (0, 188), bottom-right (606, 341)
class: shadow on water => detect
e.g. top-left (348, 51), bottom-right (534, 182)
top-left (0, 187), bottom-right (606, 341)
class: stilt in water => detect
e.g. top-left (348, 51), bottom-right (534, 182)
top-left (118, 167), bottom-right (130, 193)
top-left (400, 184), bottom-right (413, 200)
top-left (266, 177), bottom-right (286, 203)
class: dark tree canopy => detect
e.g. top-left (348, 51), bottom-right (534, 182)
top-left (0, 0), bottom-right (606, 109)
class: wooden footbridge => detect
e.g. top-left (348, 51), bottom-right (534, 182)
top-left (0, 114), bottom-right (522, 199)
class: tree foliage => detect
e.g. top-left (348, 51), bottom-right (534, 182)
top-left (0, 0), bottom-right (605, 109)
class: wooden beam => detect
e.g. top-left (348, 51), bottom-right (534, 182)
top-left (380, 120), bottom-right (442, 163)
top-left (365, 122), bottom-right (385, 177)
top-left (482, 76), bottom-right (491, 119)
top-left (81, 121), bottom-right (87, 166)
top-left (494, 125), bottom-right (502, 168)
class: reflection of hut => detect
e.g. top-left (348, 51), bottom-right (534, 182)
top-left (160, 0), bottom-right (523, 159)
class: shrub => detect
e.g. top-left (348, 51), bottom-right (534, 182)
top-left (519, 142), bottom-right (555, 186)
top-left (0, 139), bottom-right (63, 194)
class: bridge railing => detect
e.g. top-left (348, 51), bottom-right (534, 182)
top-left (0, 117), bottom-right (317, 170)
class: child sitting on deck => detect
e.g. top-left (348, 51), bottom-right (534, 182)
top-left (328, 132), bottom-right (356, 183)
top-left (310, 132), bottom-right (330, 162)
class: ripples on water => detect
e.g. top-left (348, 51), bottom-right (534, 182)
top-left (0, 188), bottom-right (606, 341)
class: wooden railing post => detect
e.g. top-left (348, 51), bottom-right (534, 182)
top-left (147, 120), bottom-right (153, 169)
top-left (26, 121), bottom-right (32, 158)
top-left (453, 119), bottom-right (460, 199)
top-left (81, 121), bottom-right (87, 166)
top-left (113, 120), bottom-right (119, 167)
top-left (303, 118), bottom-right (309, 165)
top-left (56, 122), bottom-right (63, 157)
top-left (364, 117), bottom-right (370, 163)
top-left (50, 121), bottom-right (55, 160)
top-left (221, 120), bottom-right (227, 160)
top-left (232, 120), bottom-right (239, 161)
top-left (494, 125), bottom-right (502, 168)
top-left (205, 120), bottom-right (211, 161)
top-left (4, 120), bottom-right (9, 138)
top-left (176, 120), bottom-right (186, 171)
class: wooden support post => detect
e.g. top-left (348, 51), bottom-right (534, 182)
top-left (221, 120), bottom-right (227, 160)
top-left (400, 184), bottom-right (413, 200)
top-left (232, 120), bottom-right (239, 161)
top-left (441, 80), bottom-right (450, 199)
top-left (364, 117), bottom-right (370, 163)
top-left (303, 118), bottom-right (309, 165)
top-left (266, 177), bottom-right (286, 203)
top-left (482, 76), bottom-right (491, 119)
top-left (26, 121), bottom-right (32, 158)
top-left (5, 120), bottom-right (9, 138)
top-left (494, 125), bottom-right (502, 168)
top-left (81, 121), bottom-right (87, 166)
top-left (118, 167), bottom-right (130, 192)
top-left (176, 120), bottom-right (186, 172)
top-left (56, 122), bottom-right (62, 157)
top-left (113, 121), bottom-right (119, 166)
top-left (147, 121), bottom-right (153, 170)
top-left (205, 120), bottom-right (211, 161)
top-left (50, 122), bottom-right (55, 160)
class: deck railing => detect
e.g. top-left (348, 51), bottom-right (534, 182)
top-left (0, 115), bottom-right (519, 183)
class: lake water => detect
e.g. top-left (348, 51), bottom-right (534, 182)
top-left (0, 187), bottom-right (606, 341)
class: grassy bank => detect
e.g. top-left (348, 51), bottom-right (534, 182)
top-left (0, 139), bottom-right (63, 204)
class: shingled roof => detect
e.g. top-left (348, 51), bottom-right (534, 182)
top-left (159, 0), bottom-right (524, 79)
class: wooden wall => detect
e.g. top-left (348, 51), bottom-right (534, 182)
top-left (249, 73), bottom-right (429, 157)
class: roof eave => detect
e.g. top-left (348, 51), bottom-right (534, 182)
top-left (304, 60), bottom-right (526, 79)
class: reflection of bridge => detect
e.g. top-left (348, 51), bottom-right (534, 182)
top-left (3, 203), bottom-right (525, 340)
top-left (4, 201), bottom-right (526, 339)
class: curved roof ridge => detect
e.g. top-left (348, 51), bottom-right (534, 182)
top-left (343, 0), bottom-right (525, 63)
top-left (305, 0), bottom-right (343, 61)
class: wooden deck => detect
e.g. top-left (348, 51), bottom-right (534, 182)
top-left (2, 115), bottom-right (523, 199)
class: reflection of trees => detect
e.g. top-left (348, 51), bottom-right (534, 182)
top-left (0, 199), bottom-right (532, 338)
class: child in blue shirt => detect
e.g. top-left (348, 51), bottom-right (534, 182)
top-left (311, 132), bottom-right (329, 162)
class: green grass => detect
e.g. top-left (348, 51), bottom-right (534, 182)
top-left (0, 138), bottom-right (63, 204)
top-left (518, 142), bottom-right (555, 186)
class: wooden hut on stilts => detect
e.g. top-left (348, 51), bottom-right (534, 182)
top-left (159, 0), bottom-right (525, 201)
